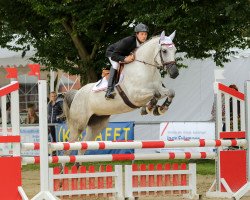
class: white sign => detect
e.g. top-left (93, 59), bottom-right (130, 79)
top-left (159, 122), bottom-right (215, 152)
top-left (0, 126), bottom-right (40, 156)
top-left (20, 126), bottom-right (40, 156)
top-left (0, 128), bottom-right (13, 155)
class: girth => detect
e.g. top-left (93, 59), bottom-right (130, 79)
top-left (115, 85), bottom-right (139, 109)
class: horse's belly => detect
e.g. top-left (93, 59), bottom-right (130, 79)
top-left (90, 98), bottom-right (133, 116)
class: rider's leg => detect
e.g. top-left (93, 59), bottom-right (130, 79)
top-left (105, 67), bottom-right (117, 99)
top-left (105, 58), bottom-right (119, 99)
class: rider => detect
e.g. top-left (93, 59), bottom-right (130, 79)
top-left (105, 23), bottom-right (149, 100)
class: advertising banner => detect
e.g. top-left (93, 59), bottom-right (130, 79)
top-left (0, 122), bottom-right (135, 156)
top-left (56, 121), bottom-right (135, 155)
top-left (159, 122), bottom-right (215, 152)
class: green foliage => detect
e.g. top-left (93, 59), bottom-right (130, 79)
top-left (0, 0), bottom-right (249, 83)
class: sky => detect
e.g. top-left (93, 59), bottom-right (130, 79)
top-left (0, 38), bottom-right (35, 58)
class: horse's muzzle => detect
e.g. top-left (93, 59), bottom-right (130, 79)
top-left (165, 63), bottom-right (179, 79)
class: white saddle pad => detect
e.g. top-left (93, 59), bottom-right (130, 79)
top-left (92, 74), bottom-right (124, 92)
top-left (92, 77), bottom-right (108, 92)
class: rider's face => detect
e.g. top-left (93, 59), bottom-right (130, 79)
top-left (136, 32), bottom-right (148, 43)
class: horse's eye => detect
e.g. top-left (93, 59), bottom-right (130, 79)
top-left (162, 49), bottom-right (167, 53)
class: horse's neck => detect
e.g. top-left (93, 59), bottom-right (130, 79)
top-left (135, 37), bottom-right (159, 63)
top-left (123, 37), bottom-right (161, 86)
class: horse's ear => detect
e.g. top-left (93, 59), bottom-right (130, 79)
top-left (169, 30), bottom-right (176, 41)
top-left (160, 31), bottom-right (165, 41)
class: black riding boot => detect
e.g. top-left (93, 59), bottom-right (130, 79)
top-left (105, 68), bottom-right (117, 100)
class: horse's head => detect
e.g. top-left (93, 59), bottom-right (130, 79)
top-left (155, 31), bottom-right (179, 79)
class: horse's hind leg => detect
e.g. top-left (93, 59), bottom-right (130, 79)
top-left (68, 123), bottom-right (82, 142)
top-left (63, 120), bottom-right (88, 157)
top-left (60, 120), bottom-right (88, 170)
top-left (78, 115), bottom-right (110, 156)
top-left (64, 115), bottom-right (109, 169)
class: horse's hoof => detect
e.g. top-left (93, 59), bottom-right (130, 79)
top-left (158, 106), bottom-right (168, 115)
top-left (140, 107), bottom-right (148, 115)
top-left (153, 106), bottom-right (167, 116)
top-left (146, 106), bottom-right (153, 114)
top-left (59, 165), bottom-right (64, 174)
top-left (153, 106), bottom-right (161, 116)
top-left (74, 162), bottom-right (80, 169)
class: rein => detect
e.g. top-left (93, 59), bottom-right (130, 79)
top-left (135, 50), bottom-right (163, 69)
top-left (135, 59), bottom-right (161, 69)
top-left (135, 48), bottom-right (176, 71)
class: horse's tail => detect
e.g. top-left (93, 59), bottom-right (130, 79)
top-left (63, 90), bottom-right (78, 122)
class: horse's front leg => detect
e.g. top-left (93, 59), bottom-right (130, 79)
top-left (153, 96), bottom-right (173, 115)
top-left (141, 96), bottom-right (158, 115)
top-left (153, 86), bottom-right (175, 115)
top-left (132, 88), bottom-right (162, 115)
top-left (158, 85), bottom-right (175, 99)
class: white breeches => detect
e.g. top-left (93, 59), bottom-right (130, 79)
top-left (109, 57), bottom-right (119, 70)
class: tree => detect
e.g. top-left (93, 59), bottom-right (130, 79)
top-left (0, 0), bottom-right (249, 84)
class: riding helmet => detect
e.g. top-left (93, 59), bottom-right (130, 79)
top-left (134, 23), bottom-right (149, 33)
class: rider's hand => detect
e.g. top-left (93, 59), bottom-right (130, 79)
top-left (124, 54), bottom-right (135, 63)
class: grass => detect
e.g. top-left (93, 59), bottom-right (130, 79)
top-left (22, 159), bottom-right (216, 175)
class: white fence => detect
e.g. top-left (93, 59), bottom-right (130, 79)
top-left (48, 163), bottom-right (197, 199)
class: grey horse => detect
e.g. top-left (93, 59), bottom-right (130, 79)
top-left (63, 31), bottom-right (179, 154)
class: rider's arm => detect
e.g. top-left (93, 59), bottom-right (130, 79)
top-left (111, 36), bottom-right (135, 63)
top-left (124, 54), bottom-right (135, 63)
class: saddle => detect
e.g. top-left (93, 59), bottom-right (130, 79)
top-left (92, 64), bottom-right (124, 92)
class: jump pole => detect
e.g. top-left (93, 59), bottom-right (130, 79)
top-left (21, 139), bottom-right (247, 151)
top-left (214, 69), bottom-right (224, 194)
top-left (22, 151), bottom-right (217, 164)
top-left (31, 80), bottom-right (58, 200)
